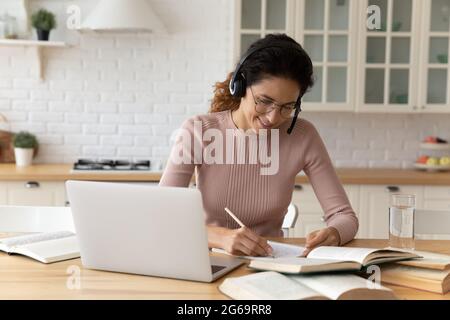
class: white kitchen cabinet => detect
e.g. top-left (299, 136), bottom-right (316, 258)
top-left (235, 0), bottom-right (450, 113)
top-left (234, 0), bottom-right (296, 60)
top-left (423, 186), bottom-right (450, 210)
top-left (236, 0), bottom-right (358, 111)
top-left (296, 0), bottom-right (358, 111)
top-left (418, 0), bottom-right (450, 112)
top-left (358, 0), bottom-right (450, 113)
top-left (357, 0), bottom-right (421, 112)
top-left (0, 181), bottom-right (68, 207)
top-left (290, 183), bottom-right (360, 238)
top-left (289, 182), bottom-right (445, 240)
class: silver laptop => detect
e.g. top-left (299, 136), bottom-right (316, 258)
top-left (65, 180), bottom-right (244, 282)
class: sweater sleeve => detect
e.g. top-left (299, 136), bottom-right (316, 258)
top-left (301, 121), bottom-right (359, 245)
top-left (159, 117), bottom-right (198, 188)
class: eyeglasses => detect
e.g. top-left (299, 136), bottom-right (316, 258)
top-left (249, 86), bottom-right (298, 119)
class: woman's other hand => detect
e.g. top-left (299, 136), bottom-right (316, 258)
top-left (302, 227), bottom-right (341, 257)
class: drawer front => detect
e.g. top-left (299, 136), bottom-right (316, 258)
top-left (423, 200), bottom-right (450, 211)
top-left (6, 181), bottom-right (67, 206)
top-left (424, 186), bottom-right (450, 200)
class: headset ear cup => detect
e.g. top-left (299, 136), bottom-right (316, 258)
top-left (234, 77), bottom-right (246, 98)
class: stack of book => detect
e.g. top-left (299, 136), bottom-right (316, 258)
top-left (380, 249), bottom-right (450, 294)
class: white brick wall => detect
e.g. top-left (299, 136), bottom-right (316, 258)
top-left (0, 0), bottom-right (449, 169)
top-left (301, 112), bottom-right (450, 169)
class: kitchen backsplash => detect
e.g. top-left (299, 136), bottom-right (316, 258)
top-left (0, 0), bottom-right (449, 169)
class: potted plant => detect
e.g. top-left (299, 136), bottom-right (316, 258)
top-left (31, 9), bottom-right (56, 41)
top-left (13, 131), bottom-right (38, 167)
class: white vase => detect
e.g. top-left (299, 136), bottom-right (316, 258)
top-left (14, 148), bottom-right (34, 167)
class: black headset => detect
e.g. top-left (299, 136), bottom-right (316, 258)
top-left (229, 43), bottom-right (305, 135)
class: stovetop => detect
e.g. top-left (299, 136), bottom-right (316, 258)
top-left (72, 159), bottom-right (152, 171)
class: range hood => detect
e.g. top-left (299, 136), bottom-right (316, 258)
top-left (79, 0), bottom-right (166, 33)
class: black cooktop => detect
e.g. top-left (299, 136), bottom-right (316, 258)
top-left (73, 159), bottom-right (151, 171)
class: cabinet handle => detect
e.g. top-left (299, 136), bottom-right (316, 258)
top-left (413, 106), bottom-right (418, 110)
top-left (25, 181), bottom-right (40, 189)
top-left (294, 184), bottom-right (303, 191)
top-left (65, 201), bottom-right (70, 207)
top-left (386, 186), bottom-right (400, 193)
top-left (421, 106), bottom-right (426, 110)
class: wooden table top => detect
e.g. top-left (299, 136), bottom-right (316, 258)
top-left (1, 164), bottom-right (450, 185)
top-left (0, 238), bottom-right (449, 300)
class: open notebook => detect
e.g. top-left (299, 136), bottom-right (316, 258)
top-left (248, 246), bottom-right (421, 274)
top-left (219, 271), bottom-right (397, 300)
top-left (212, 241), bottom-right (305, 259)
top-left (0, 231), bottom-right (80, 264)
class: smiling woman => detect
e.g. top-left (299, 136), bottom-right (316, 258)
top-left (160, 34), bottom-right (359, 258)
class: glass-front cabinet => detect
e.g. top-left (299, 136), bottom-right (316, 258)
top-left (419, 0), bottom-right (450, 112)
top-left (235, 0), bottom-right (450, 113)
top-left (357, 0), bottom-right (420, 112)
top-left (298, 0), bottom-right (357, 111)
top-left (235, 0), bottom-right (295, 61)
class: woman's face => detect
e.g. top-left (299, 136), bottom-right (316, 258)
top-left (239, 76), bottom-right (301, 133)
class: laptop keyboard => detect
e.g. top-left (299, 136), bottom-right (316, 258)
top-left (211, 265), bottom-right (226, 274)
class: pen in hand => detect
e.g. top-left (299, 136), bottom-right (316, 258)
top-left (224, 207), bottom-right (274, 258)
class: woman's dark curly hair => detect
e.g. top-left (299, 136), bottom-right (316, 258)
top-left (210, 33), bottom-right (314, 113)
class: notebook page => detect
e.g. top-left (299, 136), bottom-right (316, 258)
top-left (223, 271), bottom-right (324, 300)
top-left (13, 236), bottom-right (79, 263)
top-left (307, 246), bottom-right (379, 264)
top-left (267, 241), bottom-right (305, 258)
top-left (290, 273), bottom-right (389, 300)
top-left (0, 231), bottom-right (75, 248)
top-left (212, 241), bottom-right (305, 259)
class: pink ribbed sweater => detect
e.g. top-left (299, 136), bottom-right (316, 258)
top-left (159, 110), bottom-right (358, 245)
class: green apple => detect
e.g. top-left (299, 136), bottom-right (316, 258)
top-left (427, 157), bottom-right (439, 166)
top-left (440, 156), bottom-right (450, 166)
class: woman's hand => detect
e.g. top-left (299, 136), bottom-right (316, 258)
top-left (302, 227), bottom-right (341, 257)
top-left (207, 226), bottom-right (273, 257)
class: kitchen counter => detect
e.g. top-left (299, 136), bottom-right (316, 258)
top-left (1, 164), bottom-right (450, 185)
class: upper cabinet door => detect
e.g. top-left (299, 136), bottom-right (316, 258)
top-left (419, 0), bottom-right (450, 113)
top-left (235, 0), bottom-right (296, 62)
top-left (297, 0), bottom-right (357, 111)
top-left (357, 0), bottom-right (421, 113)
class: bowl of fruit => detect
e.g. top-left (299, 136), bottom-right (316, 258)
top-left (415, 136), bottom-right (450, 172)
top-left (415, 155), bottom-right (450, 172)
top-left (420, 136), bottom-right (450, 150)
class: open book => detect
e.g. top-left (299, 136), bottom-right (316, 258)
top-left (386, 248), bottom-right (450, 270)
top-left (219, 271), bottom-right (397, 300)
top-left (248, 246), bottom-right (421, 274)
top-left (212, 241), bottom-right (305, 259)
top-left (0, 231), bottom-right (80, 264)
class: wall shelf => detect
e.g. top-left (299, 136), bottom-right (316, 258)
top-left (0, 39), bottom-right (69, 80)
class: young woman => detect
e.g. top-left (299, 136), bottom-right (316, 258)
top-left (160, 34), bottom-right (358, 257)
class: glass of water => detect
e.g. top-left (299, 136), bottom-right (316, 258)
top-left (389, 194), bottom-right (415, 250)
